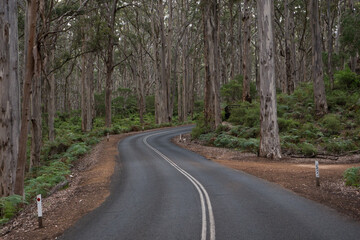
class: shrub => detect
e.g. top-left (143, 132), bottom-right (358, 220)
top-left (0, 195), bottom-right (24, 225)
top-left (281, 135), bottom-right (300, 144)
top-left (343, 167), bottom-right (360, 187)
top-left (198, 132), bottom-right (217, 145)
top-left (220, 75), bottom-right (257, 105)
top-left (323, 138), bottom-right (357, 154)
top-left (334, 66), bottom-right (360, 89)
top-left (321, 114), bottom-right (343, 135)
top-left (298, 142), bottom-right (317, 156)
top-left (191, 114), bottom-right (211, 139)
top-left (278, 118), bottom-right (300, 132)
top-left (237, 138), bottom-right (259, 153)
top-left (228, 101), bottom-right (260, 127)
top-left (24, 161), bottom-right (70, 202)
top-left (214, 134), bottom-right (240, 148)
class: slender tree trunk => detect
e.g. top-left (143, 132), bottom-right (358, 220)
top-left (237, 3), bottom-right (243, 76)
top-left (310, 0), bottom-right (328, 116)
top-left (182, 0), bottom-right (188, 122)
top-left (158, 0), bottom-right (170, 123)
top-left (257, 0), bottom-right (281, 159)
top-left (285, 0), bottom-right (295, 94)
top-left (242, 0), bottom-right (252, 102)
top-left (167, 0), bottom-right (173, 121)
top-left (327, 0), bottom-right (334, 89)
top-left (81, 53), bottom-right (94, 132)
top-left (30, 72), bottom-right (42, 170)
top-left (15, 0), bottom-right (39, 196)
top-left (0, 0), bottom-right (20, 197)
top-left (229, 0), bottom-right (235, 80)
top-left (105, 0), bottom-right (118, 128)
top-left (81, 26), bottom-right (94, 133)
top-left (48, 49), bottom-right (55, 141)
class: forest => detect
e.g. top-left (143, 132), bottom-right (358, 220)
top-left (1, 0), bottom-right (360, 225)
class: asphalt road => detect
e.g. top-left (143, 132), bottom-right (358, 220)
top-left (61, 126), bottom-right (360, 240)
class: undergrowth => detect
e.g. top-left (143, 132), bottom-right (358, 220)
top-left (343, 167), bottom-right (360, 188)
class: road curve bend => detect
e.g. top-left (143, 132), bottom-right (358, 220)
top-left (61, 126), bottom-right (360, 240)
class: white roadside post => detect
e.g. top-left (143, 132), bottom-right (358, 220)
top-left (315, 161), bottom-right (320, 187)
top-left (107, 132), bottom-right (110, 142)
top-left (36, 194), bottom-right (43, 228)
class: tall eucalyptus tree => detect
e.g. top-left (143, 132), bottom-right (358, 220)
top-left (257, 0), bottom-right (281, 159)
top-left (0, 0), bottom-right (20, 197)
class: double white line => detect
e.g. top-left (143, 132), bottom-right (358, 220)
top-left (144, 132), bottom-right (216, 240)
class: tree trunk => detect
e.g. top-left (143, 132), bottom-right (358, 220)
top-left (159, 0), bottom-right (171, 123)
top-left (285, 0), bottom-right (295, 94)
top-left (30, 72), bottom-right (42, 170)
top-left (229, 0), bottom-right (235, 80)
top-left (0, 0), bottom-right (20, 197)
top-left (242, 0), bottom-right (252, 102)
top-left (327, 0), bottom-right (334, 89)
top-left (237, 2), bottom-right (243, 76)
top-left (310, 0), bottom-right (328, 116)
top-left (257, 0), bottom-right (281, 159)
top-left (105, 0), bottom-right (118, 128)
top-left (182, 0), bottom-right (188, 122)
top-left (167, 0), bottom-right (173, 121)
top-left (202, 0), bottom-right (221, 130)
top-left (81, 27), bottom-right (94, 133)
top-left (48, 50), bottom-right (55, 141)
top-left (15, 0), bottom-right (38, 196)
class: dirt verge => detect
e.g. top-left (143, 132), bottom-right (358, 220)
top-left (174, 134), bottom-right (360, 221)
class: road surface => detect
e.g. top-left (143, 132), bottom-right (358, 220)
top-left (61, 126), bottom-right (360, 240)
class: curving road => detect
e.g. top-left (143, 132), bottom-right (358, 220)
top-left (61, 126), bottom-right (360, 240)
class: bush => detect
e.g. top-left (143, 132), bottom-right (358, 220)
top-left (0, 195), bottom-right (24, 225)
top-left (298, 142), bottom-right (317, 156)
top-left (220, 75), bottom-right (257, 105)
top-left (228, 101), bottom-right (260, 127)
top-left (198, 132), bottom-right (217, 145)
top-left (214, 134), bottom-right (240, 148)
top-left (334, 66), bottom-right (360, 89)
top-left (24, 161), bottom-right (70, 202)
top-left (191, 114), bottom-right (211, 139)
top-left (321, 114), bottom-right (343, 135)
top-left (323, 139), bottom-right (357, 154)
top-left (343, 167), bottom-right (360, 187)
top-left (278, 118), bottom-right (300, 132)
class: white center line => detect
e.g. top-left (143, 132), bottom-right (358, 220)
top-left (143, 132), bottom-right (216, 240)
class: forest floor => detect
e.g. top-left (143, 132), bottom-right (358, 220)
top-left (1, 130), bottom-right (360, 240)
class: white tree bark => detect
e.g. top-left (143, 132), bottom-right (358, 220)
top-left (257, 0), bottom-right (281, 159)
